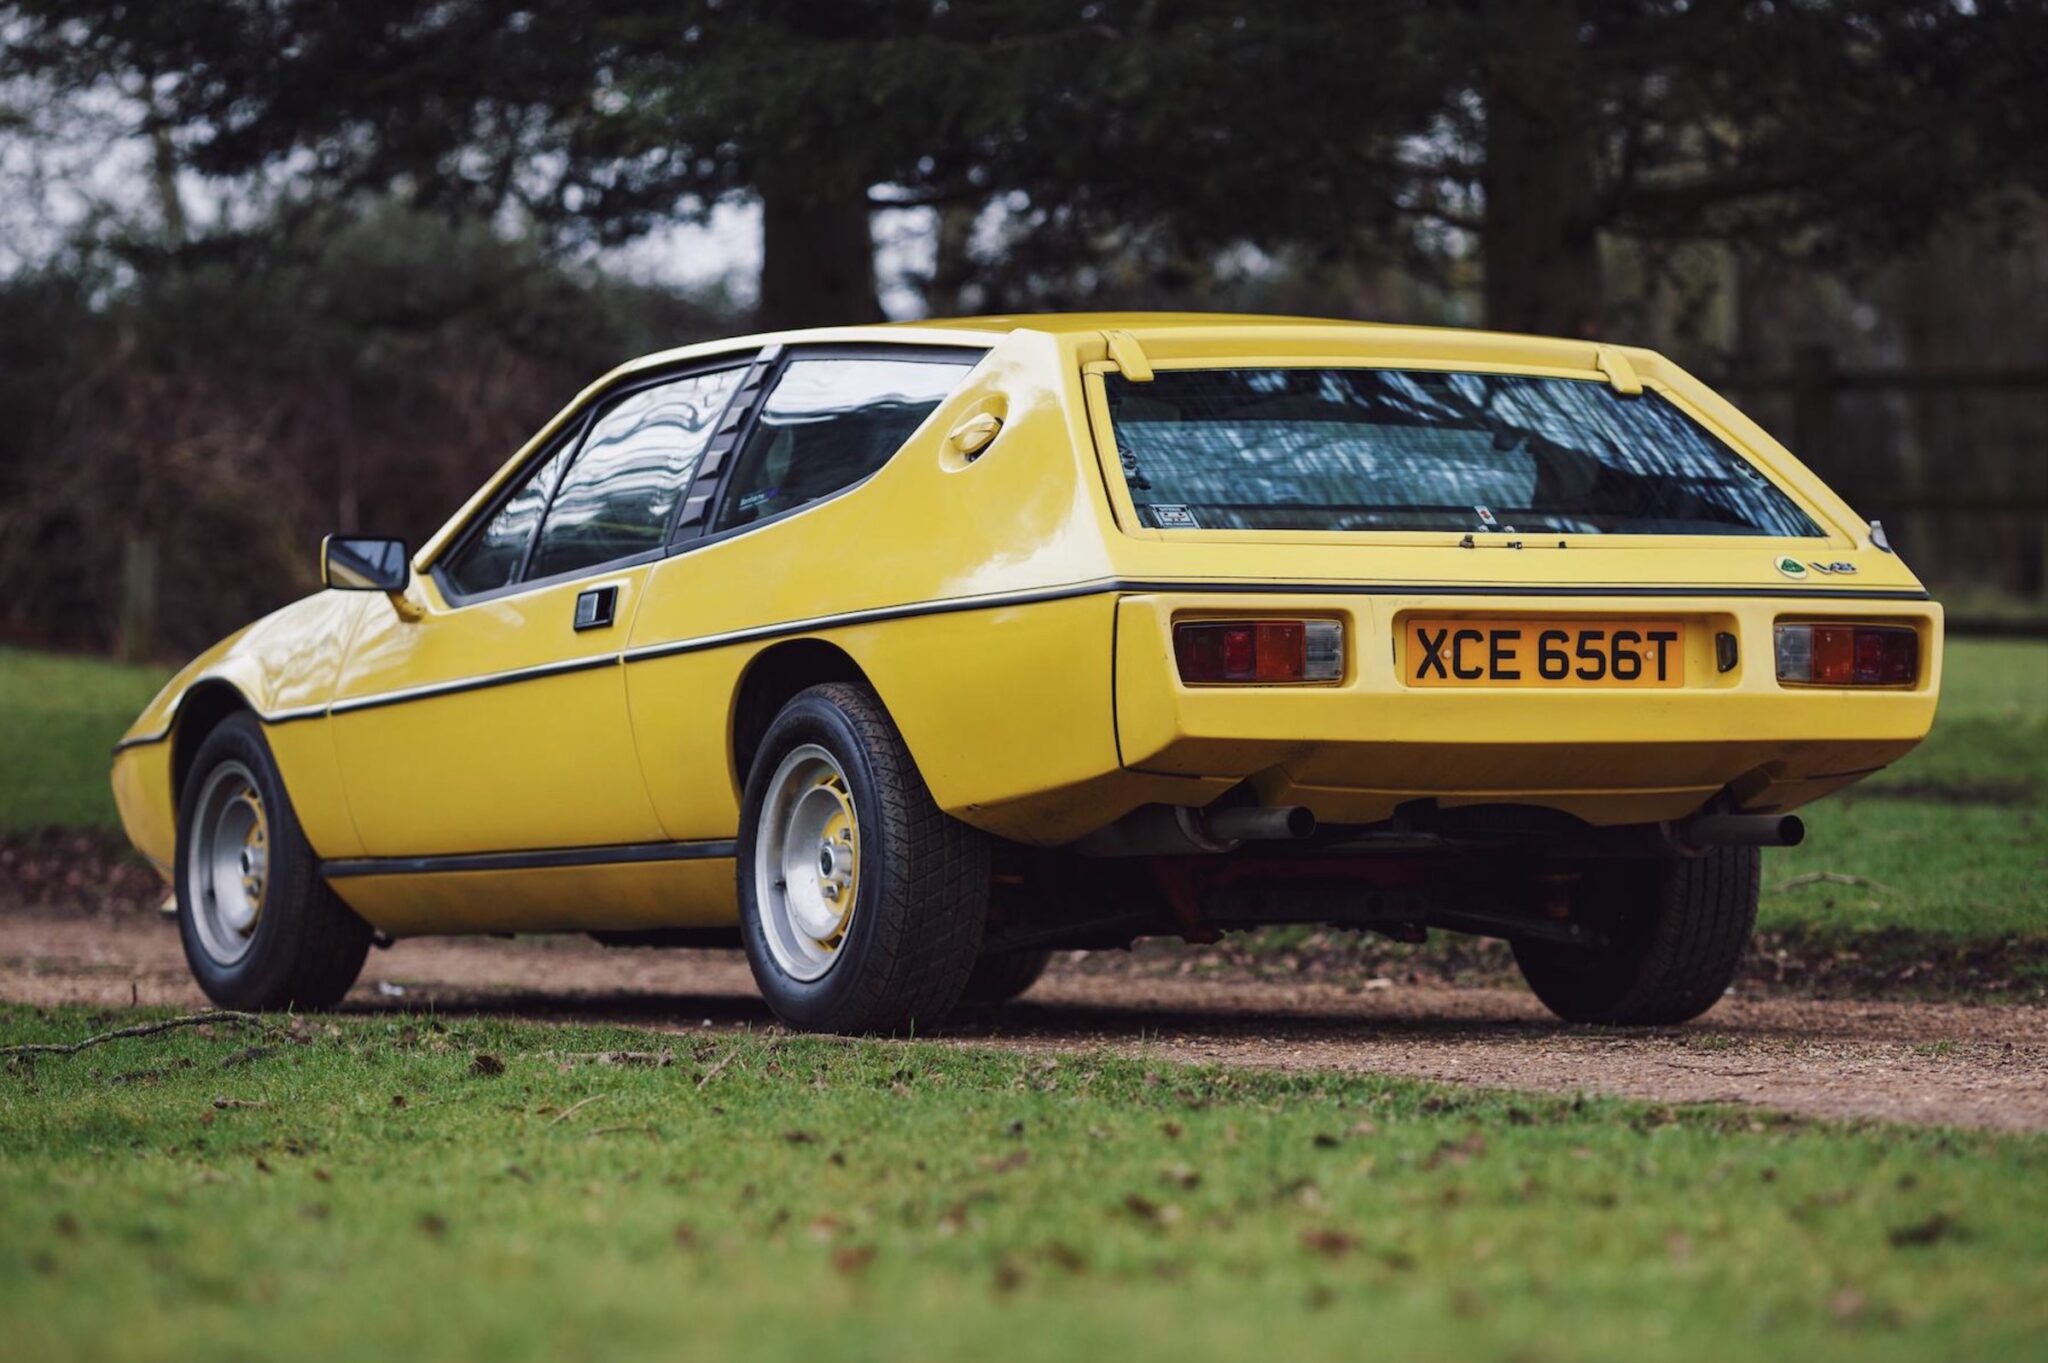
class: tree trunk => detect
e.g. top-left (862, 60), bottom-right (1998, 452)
top-left (924, 202), bottom-right (981, 318)
top-left (756, 170), bottom-right (879, 329)
top-left (117, 536), bottom-right (158, 663)
top-left (1480, 0), bottom-right (1602, 337)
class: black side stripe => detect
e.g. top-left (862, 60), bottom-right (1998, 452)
top-left (327, 653), bottom-right (618, 716)
top-left (112, 702), bottom-right (324, 753)
top-left (320, 839), bottom-right (737, 878)
top-left (618, 579), bottom-right (1125, 663)
top-left (110, 576), bottom-right (1934, 748)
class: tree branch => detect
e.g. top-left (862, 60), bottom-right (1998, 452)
top-left (2, 1011), bottom-right (283, 1058)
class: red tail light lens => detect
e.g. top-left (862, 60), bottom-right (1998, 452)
top-left (1774, 623), bottom-right (1918, 687)
top-left (1175, 620), bottom-right (1342, 684)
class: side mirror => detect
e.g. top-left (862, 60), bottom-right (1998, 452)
top-left (322, 535), bottom-right (410, 592)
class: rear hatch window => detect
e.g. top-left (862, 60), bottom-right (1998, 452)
top-left (1104, 368), bottom-right (1823, 538)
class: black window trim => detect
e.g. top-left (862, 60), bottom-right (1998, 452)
top-left (431, 348), bottom-right (763, 608)
top-left (659, 341), bottom-right (991, 563)
top-left (1100, 366), bottom-right (1834, 543)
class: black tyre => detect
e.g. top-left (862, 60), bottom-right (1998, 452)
top-left (959, 948), bottom-right (1052, 1005)
top-left (737, 683), bottom-right (989, 1034)
top-left (174, 712), bottom-right (372, 1010)
top-left (1512, 846), bottom-right (1759, 1026)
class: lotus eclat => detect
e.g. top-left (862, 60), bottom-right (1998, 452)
top-left (111, 314), bottom-right (1941, 1031)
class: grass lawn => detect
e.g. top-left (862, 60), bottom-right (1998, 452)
top-left (1760, 639), bottom-right (2048, 941)
top-left (3, 1008), bottom-right (2045, 1363)
top-left (0, 647), bottom-right (170, 834)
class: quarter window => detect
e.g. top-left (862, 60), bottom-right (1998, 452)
top-left (711, 356), bottom-right (975, 532)
top-left (528, 367), bottom-right (746, 580)
top-left (437, 444), bottom-right (571, 598)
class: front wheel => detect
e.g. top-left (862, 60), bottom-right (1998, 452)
top-left (174, 713), bottom-right (372, 1010)
top-left (737, 683), bottom-right (989, 1034)
top-left (1512, 846), bottom-right (1759, 1026)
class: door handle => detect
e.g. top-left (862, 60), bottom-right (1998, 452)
top-left (573, 585), bottom-right (618, 631)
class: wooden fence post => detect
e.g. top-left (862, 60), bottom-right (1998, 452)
top-left (116, 536), bottom-right (158, 664)
top-left (1789, 344), bottom-right (1838, 470)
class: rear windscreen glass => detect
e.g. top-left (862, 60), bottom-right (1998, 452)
top-left (1104, 368), bottom-right (1823, 538)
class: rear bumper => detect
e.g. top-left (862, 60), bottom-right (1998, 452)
top-left (1113, 591), bottom-right (1942, 826)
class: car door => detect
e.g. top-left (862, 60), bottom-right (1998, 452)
top-left (330, 357), bottom-right (754, 857)
top-left (624, 345), bottom-right (986, 843)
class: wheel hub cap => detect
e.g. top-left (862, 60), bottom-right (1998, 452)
top-left (754, 745), bottom-right (861, 982)
top-left (185, 762), bottom-right (268, 966)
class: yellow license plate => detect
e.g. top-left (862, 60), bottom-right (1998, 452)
top-left (1405, 619), bottom-right (1686, 688)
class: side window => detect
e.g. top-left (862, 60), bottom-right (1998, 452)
top-left (438, 443), bottom-right (571, 598)
top-left (711, 356), bottom-right (975, 532)
top-left (527, 366), bottom-right (746, 580)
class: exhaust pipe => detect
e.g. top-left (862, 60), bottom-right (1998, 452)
top-left (1545, 810), bottom-right (1808, 859)
top-left (1205, 805), bottom-right (1318, 843)
top-left (1676, 812), bottom-right (1805, 850)
top-left (1073, 803), bottom-right (1317, 857)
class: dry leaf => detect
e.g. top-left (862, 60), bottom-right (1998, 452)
top-left (1043, 1241), bottom-right (1088, 1274)
top-left (1422, 1131), bottom-right (1488, 1171)
top-left (831, 1245), bottom-right (877, 1276)
top-left (1299, 1227), bottom-right (1356, 1259)
top-left (1122, 1193), bottom-right (1180, 1226)
top-left (1888, 1210), bottom-right (1961, 1247)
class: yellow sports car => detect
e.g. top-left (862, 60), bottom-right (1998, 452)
top-left (111, 314), bottom-right (1941, 1031)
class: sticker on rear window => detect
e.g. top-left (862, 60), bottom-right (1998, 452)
top-left (1148, 504), bottom-right (1200, 529)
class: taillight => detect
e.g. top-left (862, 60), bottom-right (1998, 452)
top-left (1774, 623), bottom-right (1918, 686)
top-left (1174, 620), bottom-right (1343, 684)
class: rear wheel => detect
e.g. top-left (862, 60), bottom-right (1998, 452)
top-left (175, 713), bottom-right (372, 1010)
top-left (737, 683), bottom-right (989, 1034)
top-left (1512, 846), bottom-right (1759, 1026)
top-left (959, 948), bottom-right (1052, 1005)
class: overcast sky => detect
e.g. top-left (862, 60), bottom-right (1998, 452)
top-left (0, 84), bottom-right (941, 318)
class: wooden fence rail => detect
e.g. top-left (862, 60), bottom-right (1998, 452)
top-left (1714, 348), bottom-right (2046, 635)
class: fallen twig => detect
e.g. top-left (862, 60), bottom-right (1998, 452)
top-left (1769, 871), bottom-right (1899, 895)
top-left (1, 1011), bottom-right (279, 1058)
top-left (544, 1049), bottom-right (675, 1068)
top-left (407, 1092), bottom-right (481, 1112)
top-left (548, 1094), bottom-right (608, 1126)
top-left (696, 1048), bottom-right (741, 1090)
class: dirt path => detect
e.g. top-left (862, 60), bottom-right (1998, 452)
top-left (6, 909), bottom-right (2044, 1132)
